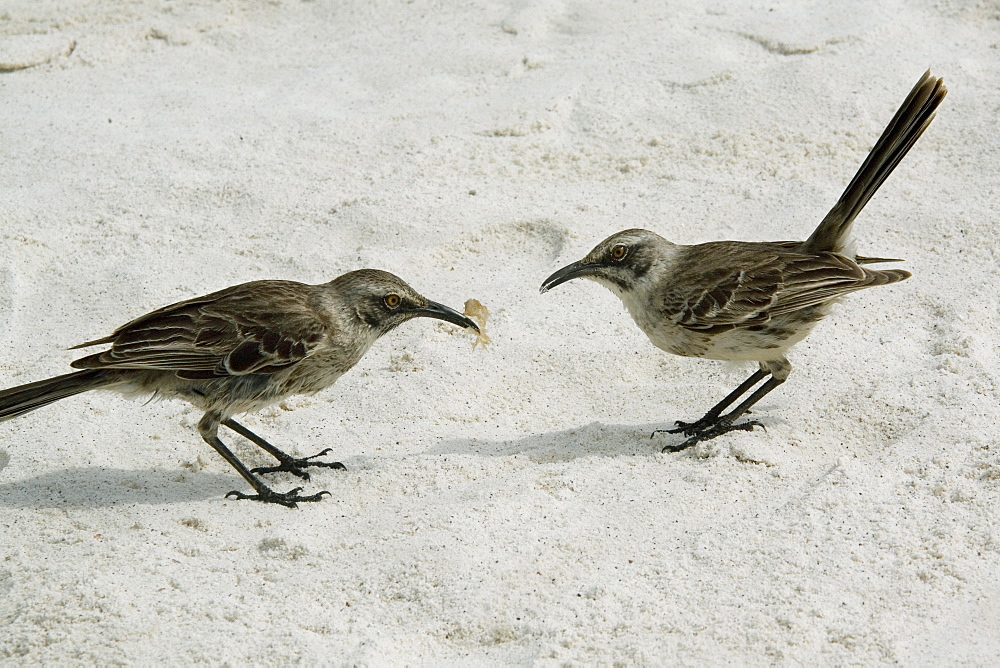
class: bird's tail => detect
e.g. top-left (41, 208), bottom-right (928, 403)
top-left (0, 370), bottom-right (114, 422)
top-left (864, 267), bottom-right (912, 286)
top-left (800, 70), bottom-right (947, 254)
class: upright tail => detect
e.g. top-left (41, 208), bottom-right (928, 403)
top-left (801, 70), bottom-right (947, 254)
top-left (0, 370), bottom-right (114, 422)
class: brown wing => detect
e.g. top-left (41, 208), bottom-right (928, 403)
top-left (663, 242), bottom-right (904, 331)
top-left (70, 280), bottom-right (327, 379)
top-left (771, 240), bottom-right (904, 264)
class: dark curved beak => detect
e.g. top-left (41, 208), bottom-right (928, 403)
top-left (412, 300), bottom-right (480, 332)
top-left (539, 261), bottom-right (600, 294)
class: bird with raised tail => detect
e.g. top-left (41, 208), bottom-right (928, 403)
top-left (541, 71), bottom-right (947, 452)
top-left (0, 269), bottom-right (479, 506)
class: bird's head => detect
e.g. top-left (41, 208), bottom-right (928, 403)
top-left (332, 269), bottom-right (479, 335)
top-left (539, 229), bottom-right (673, 297)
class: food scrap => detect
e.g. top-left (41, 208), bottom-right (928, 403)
top-left (463, 298), bottom-right (493, 349)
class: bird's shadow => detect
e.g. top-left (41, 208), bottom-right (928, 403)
top-left (0, 416), bottom-right (778, 508)
top-left (0, 466), bottom-right (248, 508)
top-left (423, 420), bottom-right (688, 463)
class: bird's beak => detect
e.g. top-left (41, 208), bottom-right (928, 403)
top-left (539, 261), bottom-right (600, 294)
top-left (412, 301), bottom-right (480, 332)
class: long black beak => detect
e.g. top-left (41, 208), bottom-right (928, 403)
top-left (412, 300), bottom-right (480, 332)
top-left (539, 261), bottom-right (600, 294)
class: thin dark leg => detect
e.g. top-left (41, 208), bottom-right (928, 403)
top-left (662, 376), bottom-right (785, 453)
top-left (197, 413), bottom-right (330, 508)
top-left (651, 368), bottom-right (770, 438)
top-left (223, 418), bottom-right (345, 479)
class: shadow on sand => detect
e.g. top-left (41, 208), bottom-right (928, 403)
top-left (0, 416), bottom-right (773, 508)
top-left (0, 466), bottom-right (263, 508)
top-left (422, 420), bottom-right (698, 463)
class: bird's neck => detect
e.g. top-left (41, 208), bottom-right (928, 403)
top-left (602, 243), bottom-right (682, 333)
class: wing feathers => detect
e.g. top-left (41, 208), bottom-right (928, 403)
top-left (69, 281), bottom-right (328, 378)
top-left (666, 243), bottom-right (908, 331)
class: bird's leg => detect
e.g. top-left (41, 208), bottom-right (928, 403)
top-left (198, 413), bottom-right (330, 507)
top-left (662, 376), bottom-right (785, 453)
top-left (223, 418), bottom-right (346, 479)
top-left (652, 369), bottom-right (770, 438)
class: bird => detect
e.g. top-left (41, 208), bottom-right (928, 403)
top-left (540, 71), bottom-right (946, 452)
top-left (0, 269), bottom-right (479, 506)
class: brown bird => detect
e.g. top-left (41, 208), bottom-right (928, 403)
top-left (541, 71), bottom-right (946, 452)
top-left (0, 269), bottom-right (479, 506)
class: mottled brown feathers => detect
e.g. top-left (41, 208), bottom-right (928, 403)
top-left (70, 280), bottom-right (329, 378)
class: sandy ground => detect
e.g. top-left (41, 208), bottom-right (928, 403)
top-left (1, 0), bottom-right (999, 663)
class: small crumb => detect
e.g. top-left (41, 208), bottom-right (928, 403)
top-left (389, 350), bottom-right (425, 372)
top-left (463, 299), bottom-right (493, 349)
top-left (181, 455), bottom-right (209, 472)
top-left (180, 517), bottom-right (207, 531)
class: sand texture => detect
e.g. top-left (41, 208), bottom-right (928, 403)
top-left (1, 0), bottom-right (998, 663)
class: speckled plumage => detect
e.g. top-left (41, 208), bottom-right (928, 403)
top-left (542, 71), bottom-right (946, 450)
top-left (0, 269), bottom-right (478, 506)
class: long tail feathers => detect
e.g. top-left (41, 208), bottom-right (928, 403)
top-left (801, 70), bottom-right (947, 254)
top-left (0, 370), bottom-right (113, 422)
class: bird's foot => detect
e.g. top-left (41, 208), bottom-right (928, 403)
top-left (660, 419), bottom-right (764, 453)
top-left (225, 486), bottom-right (331, 508)
top-left (650, 415), bottom-right (719, 439)
top-left (251, 448), bottom-right (346, 480)
top-left (651, 408), bottom-right (757, 438)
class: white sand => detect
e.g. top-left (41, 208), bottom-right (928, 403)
top-left (1, 0), bottom-right (998, 663)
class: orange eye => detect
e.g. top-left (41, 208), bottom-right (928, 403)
top-left (384, 294), bottom-right (401, 308)
top-left (610, 244), bottom-right (627, 261)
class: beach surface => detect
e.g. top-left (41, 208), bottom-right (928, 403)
top-left (1, 0), bottom-right (998, 663)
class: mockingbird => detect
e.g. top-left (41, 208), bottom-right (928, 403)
top-left (541, 71), bottom-right (946, 452)
top-left (0, 269), bottom-right (479, 506)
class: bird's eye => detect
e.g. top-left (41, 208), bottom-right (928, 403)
top-left (610, 244), bottom-right (628, 261)
top-left (384, 294), bottom-right (401, 309)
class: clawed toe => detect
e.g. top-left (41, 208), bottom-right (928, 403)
top-left (251, 450), bottom-right (347, 479)
top-left (734, 420), bottom-right (764, 433)
top-left (225, 487), bottom-right (332, 508)
top-left (670, 418), bottom-right (715, 436)
top-left (251, 464), bottom-right (311, 479)
top-left (660, 419), bottom-right (764, 453)
top-left (650, 418), bottom-right (716, 439)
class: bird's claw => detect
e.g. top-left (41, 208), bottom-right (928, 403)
top-left (660, 419), bottom-right (764, 453)
top-left (654, 408), bottom-right (757, 438)
top-left (225, 487), bottom-right (332, 508)
top-left (650, 417), bottom-right (717, 439)
top-left (670, 418), bottom-right (714, 436)
top-left (251, 449), bottom-right (347, 479)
